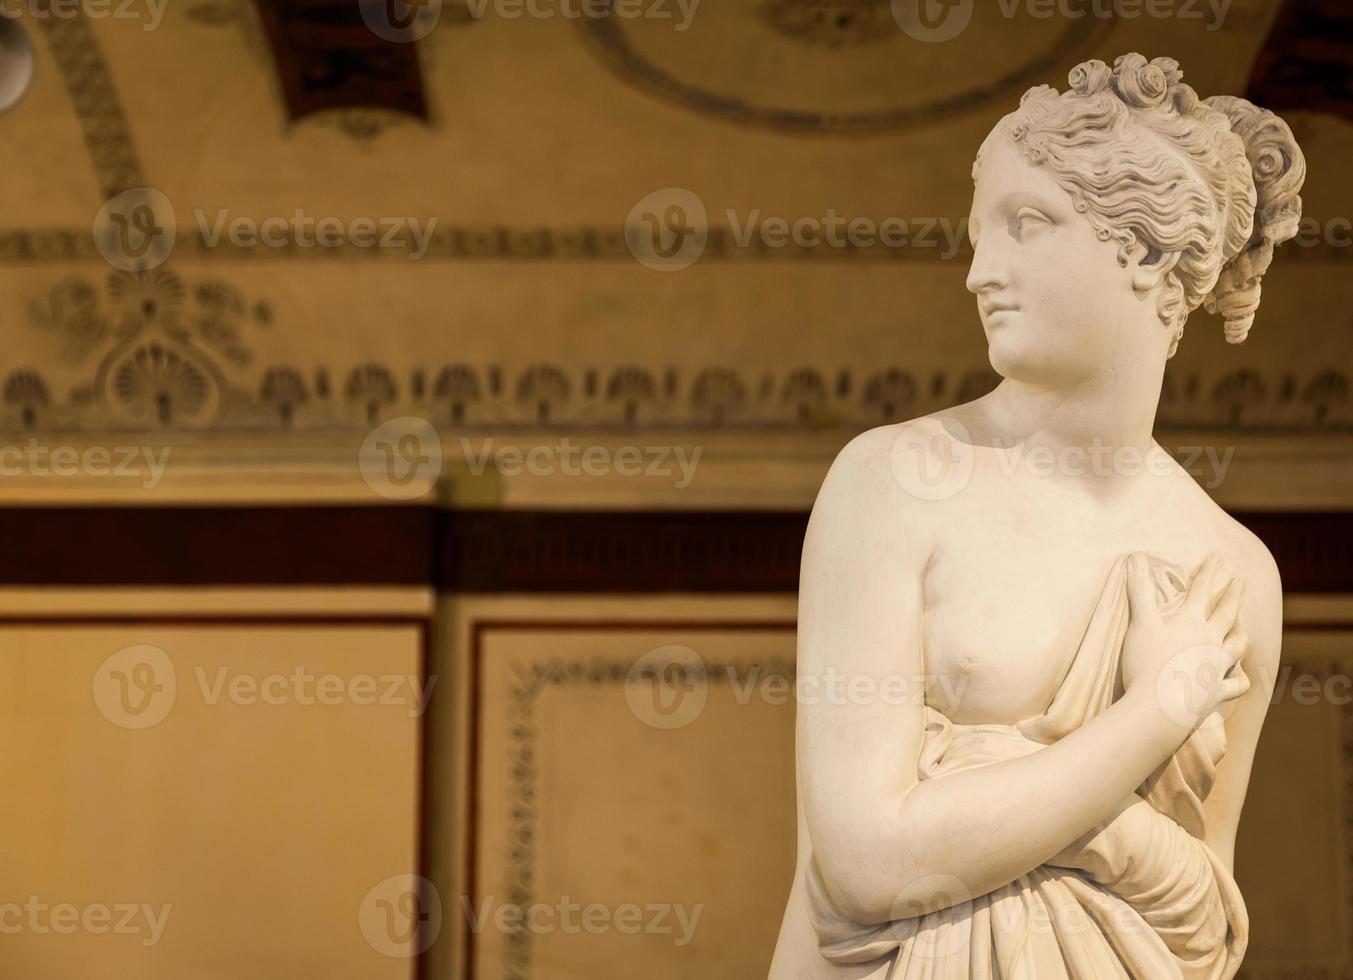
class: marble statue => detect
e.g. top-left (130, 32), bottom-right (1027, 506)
top-left (770, 54), bottom-right (1306, 979)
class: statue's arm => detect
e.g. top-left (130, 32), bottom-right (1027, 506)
top-left (799, 425), bottom-right (1235, 926)
top-left (1201, 538), bottom-right (1284, 872)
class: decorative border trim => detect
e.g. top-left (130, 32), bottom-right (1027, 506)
top-left (32, 2), bottom-right (143, 197)
top-left (464, 619), bottom-right (797, 980)
top-left (578, 4), bottom-right (1111, 133)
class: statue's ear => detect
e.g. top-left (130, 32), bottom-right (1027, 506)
top-left (1129, 242), bottom-right (1179, 293)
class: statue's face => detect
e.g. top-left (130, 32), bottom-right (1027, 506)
top-left (967, 127), bottom-right (1154, 385)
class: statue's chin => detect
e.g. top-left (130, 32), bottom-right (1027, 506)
top-left (985, 331), bottom-right (1041, 384)
top-left (984, 319), bottom-right (1099, 388)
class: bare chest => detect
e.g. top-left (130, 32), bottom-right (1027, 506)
top-left (920, 508), bottom-right (1213, 724)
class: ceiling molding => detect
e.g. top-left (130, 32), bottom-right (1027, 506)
top-left (31, 0), bottom-right (143, 197)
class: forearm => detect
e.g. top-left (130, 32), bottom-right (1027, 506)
top-left (819, 685), bottom-right (1192, 923)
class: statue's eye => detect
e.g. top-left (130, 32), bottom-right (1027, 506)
top-left (1014, 207), bottom-right (1053, 238)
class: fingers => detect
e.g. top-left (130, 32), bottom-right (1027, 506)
top-left (1184, 554), bottom-right (1225, 615)
top-left (1222, 626), bottom-right (1249, 663)
top-left (1209, 577), bottom-right (1245, 633)
top-left (1125, 553), bottom-right (1157, 618)
top-left (1218, 669), bottom-right (1251, 703)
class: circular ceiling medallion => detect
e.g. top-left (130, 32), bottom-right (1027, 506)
top-left (580, 0), bottom-right (1114, 133)
top-left (0, 17), bottom-right (34, 115)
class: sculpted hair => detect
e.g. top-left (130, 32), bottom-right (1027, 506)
top-left (974, 54), bottom-right (1306, 357)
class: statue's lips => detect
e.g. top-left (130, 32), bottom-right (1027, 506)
top-left (981, 304), bottom-right (1021, 319)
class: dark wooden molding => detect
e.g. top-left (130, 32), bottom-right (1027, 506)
top-left (250, 0), bottom-right (428, 124)
top-left (0, 505), bottom-right (434, 586)
top-left (435, 509), bottom-right (809, 593)
top-left (1236, 511), bottom-right (1353, 593)
top-left (0, 506), bottom-right (1349, 592)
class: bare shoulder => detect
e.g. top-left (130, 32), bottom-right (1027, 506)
top-left (1168, 465), bottom-right (1283, 664)
top-left (818, 415), bottom-right (941, 496)
top-left (1184, 477), bottom-right (1280, 601)
top-left (808, 416), bottom-right (955, 555)
top-left (1214, 502), bottom-right (1283, 667)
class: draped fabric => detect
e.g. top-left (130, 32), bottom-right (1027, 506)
top-left (807, 552), bottom-right (1248, 979)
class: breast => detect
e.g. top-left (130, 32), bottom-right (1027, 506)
top-left (920, 548), bottom-right (1112, 725)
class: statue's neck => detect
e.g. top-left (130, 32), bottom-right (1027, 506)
top-left (983, 368), bottom-right (1163, 461)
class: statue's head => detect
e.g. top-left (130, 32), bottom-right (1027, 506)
top-left (968, 53), bottom-right (1305, 385)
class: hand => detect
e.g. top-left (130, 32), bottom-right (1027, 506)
top-left (1047, 794), bottom-right (1158, 881)
top-left (1120, 553), bottom-right (1250, 731)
